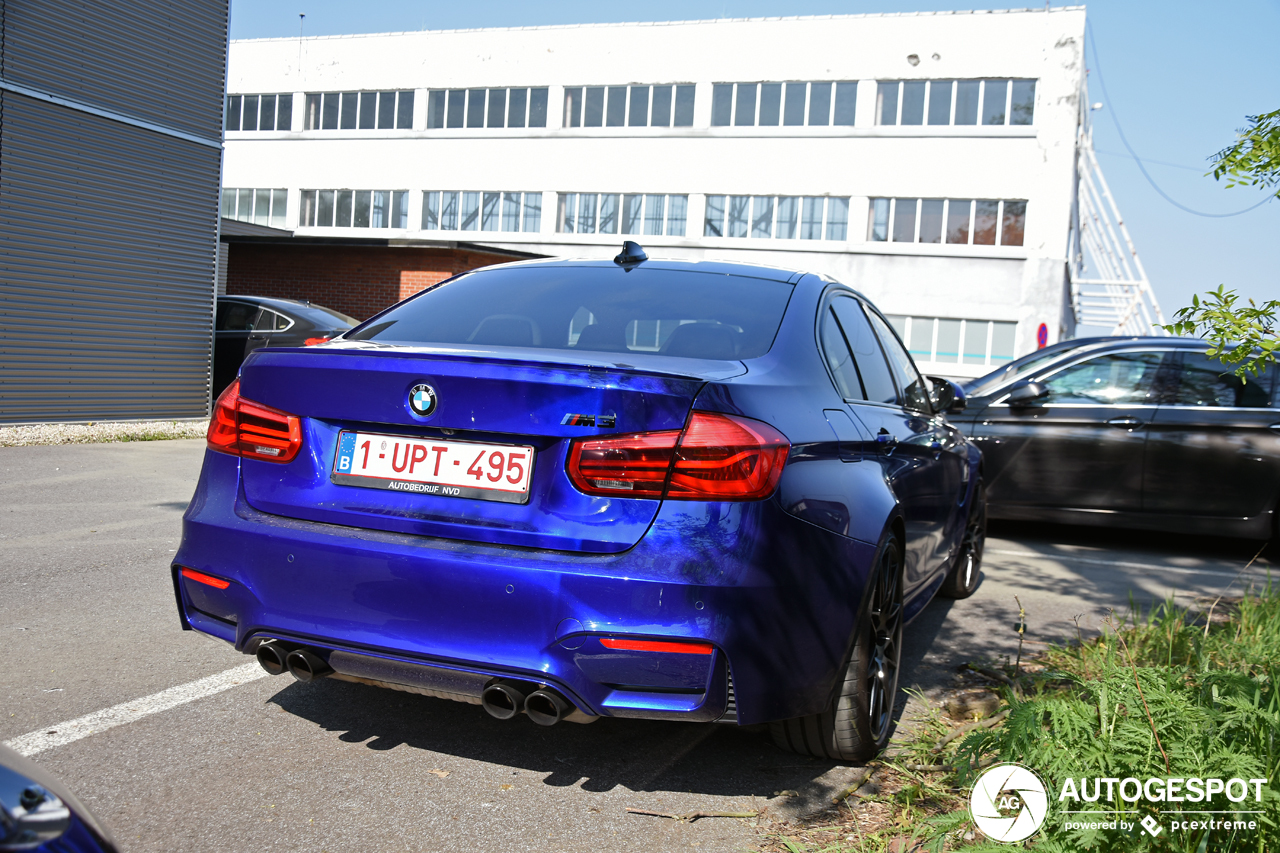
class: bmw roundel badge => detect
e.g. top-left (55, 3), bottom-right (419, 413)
top-left (408, 383), bottom-right (438, 417)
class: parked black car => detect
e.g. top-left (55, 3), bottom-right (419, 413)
top-left (213, 297), bottom-right (358, 397)
top-left (957, 336), bottom-right (1280, 539)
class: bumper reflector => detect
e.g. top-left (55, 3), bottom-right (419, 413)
top-left (180, 567), bottom-right (231, 590)
top-left (600, 638), bottom-right (714, 655)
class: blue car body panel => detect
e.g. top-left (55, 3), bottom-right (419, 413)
top-left (174, 260), bottom-right (979, 728)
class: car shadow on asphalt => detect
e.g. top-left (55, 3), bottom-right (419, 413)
top-left (267, 676), bottom-right (852, 796)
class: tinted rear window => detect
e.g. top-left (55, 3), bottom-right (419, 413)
top-left (348, 265), bottom-right (794, 360)
top-left (289, 303), bottom-right (359, 327)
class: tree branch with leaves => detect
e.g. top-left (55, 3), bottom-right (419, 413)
top-left (1208, 108), bottom-right (1280, 196)
top-left (1159, 109), bottom-right (1278, 377)
top-left (1161, 286), bottom-right (1278, 380)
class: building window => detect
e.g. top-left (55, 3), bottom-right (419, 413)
top-left (555, 193), bottom-right (687, 237)
top-left (303, 91), bottom-right (414, 130)
top-left (300, 190), bottom-right (410, 228)
top-left (221, 188), bottom-right (288, 228)
top-left (876, 79), bottom-right (1035, 126)
top-left (422, 191), bottom-right (541, 233)
top-left (704, 195), bottom-right (849, 240)
top-left (426, 88), bottom-right (549, 129)
top-left (710, 82), bottom-right (857, 127)
top-left (885, 315), bottom-right (1017, 367)
top-left (226, 94), bottom-right (293, 131)
top-left (868, 198), bottom-right (1026, 246)
top-left (561, 85), bottom-right (695, 128)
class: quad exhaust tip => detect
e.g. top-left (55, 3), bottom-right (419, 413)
top-left (256, 642), bottom-right (290, 676)
top-left (284, 648), bottom-right (333, 682)
top-left (525, 688), bottom-right (571, 727)
top-left (481, 681), bottom-right (528, 721)
top-left (256, 641), bottom-right (335, 683)
top-left (257, 646), bottom-right (596, 725)
top-left (481, 680), bottom-right (582, 726)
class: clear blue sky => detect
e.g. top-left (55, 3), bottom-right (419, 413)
top-left (229, 1), bottom-right (1280, 321)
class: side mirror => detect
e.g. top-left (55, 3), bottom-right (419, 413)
top-left (926, 376), bottom-right (966, 415)
top-left (1006, 380), bottom-right (1049, 407)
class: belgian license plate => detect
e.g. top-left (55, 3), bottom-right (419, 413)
top-left (331, 431), bottom-right (535, 504)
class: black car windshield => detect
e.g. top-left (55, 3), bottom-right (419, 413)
top-left (347, 265), bottom-right (795, 361)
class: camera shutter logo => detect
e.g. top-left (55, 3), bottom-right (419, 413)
top-left (970, 763), bottom-right (1049, 842)
top-left (408, 384), bottom-right (437, 417)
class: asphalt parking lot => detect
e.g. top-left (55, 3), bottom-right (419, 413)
top-left (2, 440), bottom-right (1274, 852)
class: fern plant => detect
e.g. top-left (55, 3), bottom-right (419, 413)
top-left (925, 588), bottom-right (1280, 852)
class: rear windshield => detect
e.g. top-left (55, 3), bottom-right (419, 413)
top-left (347, 265), bottom-right (794, 361)
top-left (290, 303), bottom-right (359, 328)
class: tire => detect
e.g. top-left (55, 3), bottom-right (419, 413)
top-left (770, 535), bottom-right (904, 762)
top-left (939, 481), bottom-right (986, 600)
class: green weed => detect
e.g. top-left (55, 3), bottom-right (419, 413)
top-left (928, 582), bottom-right (1280, 852)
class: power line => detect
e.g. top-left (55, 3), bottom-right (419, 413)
top-left (1093, 149), bottom-right (1208, 173)
top-left (1086, 19), bottom-right (1273, 219)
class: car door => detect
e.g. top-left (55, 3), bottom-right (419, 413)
top-left (244, 306), bottom-right (294, 358)
top-left (971, 348), bottom-right (1171, 512)
top-left (826, 295), bottom-right (954, 591)
top-left (863, 303), bottom-right (967, 577)
top-left (213, 299), bottom-right (260, 397)
top-left (1144, 350), bottom-right (1280, 519)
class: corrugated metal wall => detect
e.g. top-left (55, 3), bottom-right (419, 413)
top-left (0, 1), bottom-right (228, 423)
top-left (2, 0), bottom-right (227, 140)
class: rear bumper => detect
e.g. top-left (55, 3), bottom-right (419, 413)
top-left (174, 450), bottom-right (876, 725)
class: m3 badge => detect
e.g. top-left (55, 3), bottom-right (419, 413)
top-left (561, 413), bottom-right (616, 428)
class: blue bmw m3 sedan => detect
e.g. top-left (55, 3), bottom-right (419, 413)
top-left (173, 246), bottom-right (985, 761)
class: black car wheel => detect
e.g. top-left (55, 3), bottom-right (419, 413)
top-left (939, 481), bottom-right (986, 600)
top-left (771, 535), bottom-right (904, 761)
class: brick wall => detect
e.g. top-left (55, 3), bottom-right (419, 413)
top-left (224, 243), bottom-right (522, 320)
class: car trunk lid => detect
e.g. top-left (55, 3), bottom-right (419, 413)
top-left (236, 344), bottom-right (744, 553)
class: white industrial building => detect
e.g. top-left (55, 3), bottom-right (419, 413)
top-left (222, 7), bottom-right (1162, 378)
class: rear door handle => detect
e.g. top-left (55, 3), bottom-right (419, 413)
top-left (1106, 417), bottom-right (1144, 428)
top-left (876, 429), bottom-right (897, 447)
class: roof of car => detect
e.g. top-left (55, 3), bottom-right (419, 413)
top-left (1056, 335), bottom-right (1207, 348)
top-left (219, 295), bottom-right (317, 309)
top-left (478, 255), bottom-right (806, 283)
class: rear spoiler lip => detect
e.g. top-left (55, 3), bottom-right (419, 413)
top-left (243, 343), bottom-right (749, 382)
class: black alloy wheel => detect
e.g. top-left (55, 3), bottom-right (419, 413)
top-left (864, 539), bottom-right (904, 747)
top-left (770, 535), bottom-right (905, 761)
top-left (939, 481), bottom-right (986, 600)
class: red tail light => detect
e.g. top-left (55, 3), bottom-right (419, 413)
top-left (566, 429), bottom-right (680, 497)
top-left (303, 336), bottom-right (331, 346)
top-left (567, 411), bottom-right (788, 501)
top-left (207, 379), bottom-right (303, 463)
top-left (668, 412), bottom-right (789, 499)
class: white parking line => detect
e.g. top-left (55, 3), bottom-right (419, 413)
top-left (4, 663), bottom-right (268, 757)
top-left (986, 548), bottom-right (1272, 578)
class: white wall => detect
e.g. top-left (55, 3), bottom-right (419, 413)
top-left (223, 8), bottom-right (1088, 372)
